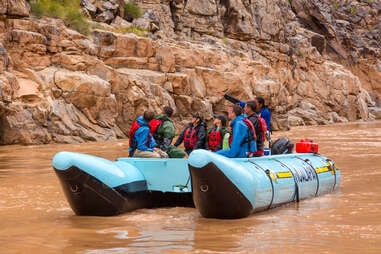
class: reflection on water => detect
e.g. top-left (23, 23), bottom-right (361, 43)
top-left (1, 121), bottom-right (381, 253)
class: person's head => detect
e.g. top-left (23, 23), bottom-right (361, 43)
top-left (213, 115), bottom-right (227, 127)
top-left (162, 106), bottom-right (174, 117)
top-left (191, 113), bottom-right (202, 125)
top-left (143, 110), bottom-right (155, 122)
top-left (245, 100), bottom-right (257, 115)
top-left (255, 96), bottom-right (265, 111)
top-left (232, 104), bottom-right (243, 119)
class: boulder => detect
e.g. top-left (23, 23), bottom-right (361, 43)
top-left (0, 0), bottom-right (30, 17)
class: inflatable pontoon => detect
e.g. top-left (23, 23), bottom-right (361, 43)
top-left (188, 150), bottom-right (339, 218)
top-left (53, 150), bottom-right (340, 219)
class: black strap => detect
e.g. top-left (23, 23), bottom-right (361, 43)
top-left (273, 158), bottom-right (299, 202)
top-left (295, 156), bottom-right (319, 197)
top-left (248, 160), bottom-right (274, 210)
top-left (129, 147), bottom-right (136, 157)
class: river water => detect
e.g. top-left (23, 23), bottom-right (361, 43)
top-left (0, 121), bottom-right (381, 253)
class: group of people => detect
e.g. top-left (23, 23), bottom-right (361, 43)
top-left (128, 94), bottom-right (272, 159)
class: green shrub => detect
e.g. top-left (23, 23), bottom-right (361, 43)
top-left (124, 26), bottom-right (148, 37)
top-left (125, 2), bottom-right (143, 20)
top-left (350, 5), bottom-right (357, 15)
top-left (30, 0), bottom-right (90, 35)
top-left (65, 9), bottom-right (90, 35)
top-left (46, 1), bottom-right (64, 18)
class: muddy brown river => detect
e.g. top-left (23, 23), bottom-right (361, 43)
top-left (1, 121), bottom-right (381, 253)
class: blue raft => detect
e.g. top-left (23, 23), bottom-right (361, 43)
top-left (53, 150), bottom-right (340, 219)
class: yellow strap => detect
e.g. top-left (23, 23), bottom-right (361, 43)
top-left (277, 172), bottom-right (292, 178)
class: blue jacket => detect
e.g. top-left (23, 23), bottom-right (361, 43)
top-left (258, 108), bottom-right (271, 131)
top-left (216, 115), bottom-right (257, 158)
top-left (129, 116), bottom-right (157, 153)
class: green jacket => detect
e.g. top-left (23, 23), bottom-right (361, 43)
top-left (154, 114), bottom-right (175, 152)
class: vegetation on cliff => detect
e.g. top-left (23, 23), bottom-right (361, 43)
top-left (124, 2), bottom-right (142, 21)
top-left (30, 0), bottom-right (90, 35)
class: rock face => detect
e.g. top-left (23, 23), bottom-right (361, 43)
top-left (0, 0), bottom-right (30, 17)
top-left (0, 0), bottom-right (378, 145)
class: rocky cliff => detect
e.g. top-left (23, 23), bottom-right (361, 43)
top-left (0, 0), bottom-right (379, 145)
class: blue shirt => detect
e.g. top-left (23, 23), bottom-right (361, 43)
top-left (217, 115), bottom-right (257, 158)
top-left (258, 108), bottom-right (271, 131)
top-left (129, 116), bottom-right (157, 153)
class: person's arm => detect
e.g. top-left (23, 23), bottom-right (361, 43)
top-left (262, 109), bottom-right (271, 131)
top-left (136, 127), bottom-right (154, 152)
top-left (194, 125), bottom-right (206, 150)
top-left (160, 121), bottom-right (175, 139)
top-left (224, 94), bottom-right (246, 108)
top-left (217, 123), bottom-right (245, 158)
top-left (174, 127), bottom-right (186, 147)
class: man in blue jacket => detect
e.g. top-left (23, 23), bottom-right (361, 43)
top-left (219, 93), bottom-right (271, 131)
top-left (129, 111), bottom-right (168, 158)
top-left (217, 105), bottom-right (257, 158)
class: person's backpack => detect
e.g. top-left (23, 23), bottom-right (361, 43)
top-left (271, 137), bottom-right (294, 155)
top-left (229, 119), bottom-right (256, 148)
top-left (128, 120), bottom-right (150, 157)
top-left (149, 119), bottom-right (163, 135)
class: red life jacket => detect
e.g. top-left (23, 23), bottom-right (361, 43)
top-left (251, 116), bottom-right (267, 156)
top-left (149, 119), bottom-right (163, 135)
top-left (184, 127), bottom-right (197, 149)
top-left (228, 119), bottom-right (256, 147)
top-left (208, 128), bottom-right (222, 152)
top-left (258, 117), bottom-right (267, 142)
top-left (128, 120), bottom-right (151, 149)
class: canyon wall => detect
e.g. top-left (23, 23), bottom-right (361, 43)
top-left (0, 0), bottom-right (379, 144)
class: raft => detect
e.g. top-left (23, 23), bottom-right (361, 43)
top-left (188, 150), bottom-right (340, 218)
top-left (52, 150), bottom-right (340, 218)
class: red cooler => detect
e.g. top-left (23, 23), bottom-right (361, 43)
top-left (296, 139), bottom-right (319, 153)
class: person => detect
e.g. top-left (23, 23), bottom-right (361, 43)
top-left (222, 126), bottom-right (232, 150)
top-left (150, 106), bottom-right (187, 158)
top-left (206, 115), bottom-right (228, 152)
top-left (217, 105), bottom-right (257, 158)
top-left (174, 113), bottom-right (207, 155)
top-left (129, 110), bottom-right (168, 158)
top-left (219, 92), bottom-right (271, 132)
top-left (254, 96), bottom-right (271, 132)
top-left (245, 101), bottom-right (267, 156)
